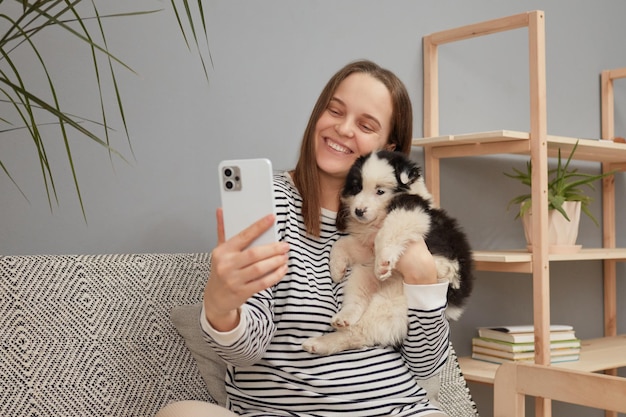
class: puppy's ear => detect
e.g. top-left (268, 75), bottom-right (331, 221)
top-left (336, 201), bottom-right (350, 231)
top-left (403, 165), bottom-right (421, 185)
top-left (337, 155), bottom-right (365, 230)
top-left (399, 170), bottom-right (411, 185)
top-left (342, 156), bottom-right (365, 197)
top-left (391, 154), bottom-right (421, 189)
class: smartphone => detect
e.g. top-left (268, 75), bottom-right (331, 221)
top-left (218, 158), bottom-right (279, 247)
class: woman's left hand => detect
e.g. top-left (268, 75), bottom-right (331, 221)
top-left (394, 238), bottom-right (438, 285)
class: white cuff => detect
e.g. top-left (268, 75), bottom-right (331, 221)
top-left (200, 303), bottom-right (247, 346)
top-left (403, 280), bottom-right (449, 310)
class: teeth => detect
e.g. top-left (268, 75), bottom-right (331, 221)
top-left (327, 139), bottom-right (351, 154)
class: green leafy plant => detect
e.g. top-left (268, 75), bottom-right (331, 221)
top-left (1, 0), bottom-right (210, 220)
top-left (504, 141), bottom-right (615, 226)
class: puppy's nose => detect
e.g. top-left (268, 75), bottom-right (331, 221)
top-left (355, 208), bottom-right (366, 218)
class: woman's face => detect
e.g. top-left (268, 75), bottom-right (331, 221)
top-left (314, 72), bottom-right (393, 180)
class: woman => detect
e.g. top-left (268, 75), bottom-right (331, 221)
top-left (159, 60), bottom-right (450, 416)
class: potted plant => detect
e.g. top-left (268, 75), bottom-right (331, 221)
top-left (504, 140), bottom-right (615, 253)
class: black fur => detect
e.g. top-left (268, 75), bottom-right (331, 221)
top-left (388, 192), bottom-right (474, 308)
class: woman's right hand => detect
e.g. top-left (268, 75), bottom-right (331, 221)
top-left (203, 208), bottom-right (289, 332)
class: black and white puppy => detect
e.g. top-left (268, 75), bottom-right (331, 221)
top-left (302, 150), bottom-right (473, 355)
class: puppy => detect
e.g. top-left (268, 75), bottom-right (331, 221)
top-left (302, 150), bottom-right (473, 355)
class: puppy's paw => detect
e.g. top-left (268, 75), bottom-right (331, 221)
top-left (302, 338), bottom-right (331, 355)
top-left (376, 260), bottom-right (393, 280)
top-left (445, 305), bottom-right (464, 321)
top-left (375, 247), bottom-right (402, 280)
top-left (302, 338), bottom-right (319, 353)
top-left (329, 259), bottom-right (347, 282)
top-left (434, 256), bottom-right (460, 286)
top-left (331, 306), bottom-right (361, 328)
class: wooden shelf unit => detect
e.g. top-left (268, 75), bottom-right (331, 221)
top-left (414, 11), bottom-right (626, 417)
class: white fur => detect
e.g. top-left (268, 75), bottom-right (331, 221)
top-left (302, 153), bottom-right (451, 355)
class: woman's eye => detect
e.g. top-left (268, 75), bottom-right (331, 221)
top-left (360, 123), bottom-right (375, 133)
top-left (328, 107), bottom-right (341, 116)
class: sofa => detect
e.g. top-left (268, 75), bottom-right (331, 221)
top-left (0, 253), bottom-right (479, 417)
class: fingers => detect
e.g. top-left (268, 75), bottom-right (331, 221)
top-left (215, 208), bottom-right (275, 250)
top-left (204, 249), bottom-right (288, 327)
top-left (249, 263), bottom-right (289, 293)
top-left (208, 209), bottom-right (288, 330)
top-left (236, 214), bottom-right (276, 250)
top-left (216, 208), bottom-right (226, 244)
top-left (217, 255), bottom-right (288, 304)
top-left (212, 240), bottom-right (289, 285)
top-left (239, 250), bottom-right (289, 287)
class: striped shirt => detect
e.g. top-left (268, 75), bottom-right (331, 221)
top-left (201, 172), bottom-right (450, 416)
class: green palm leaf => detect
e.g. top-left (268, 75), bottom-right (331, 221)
top-left (170, 0), bottom-right (213, 80)
top-left (1, 0), bottom-right (211, 221)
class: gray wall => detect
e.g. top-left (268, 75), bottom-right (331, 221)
top-left (2, 1), bottom-right (625, 416)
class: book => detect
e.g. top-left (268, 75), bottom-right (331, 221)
top-left (471, 351), bottom-right (580, 365)
top-left (471, 345), bottom-right (580, 361)
top-left (472, 337), bottom-right (581, 353)
top-left (477, 324), bottom-right (576, 344)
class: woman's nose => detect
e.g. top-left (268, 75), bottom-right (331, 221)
top-left (335, 119), bottom-right (355, 138)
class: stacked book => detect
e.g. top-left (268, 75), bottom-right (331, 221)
top-left (472, 324), bottom-right (581, 364)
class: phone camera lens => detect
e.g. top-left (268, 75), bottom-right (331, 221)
top-left (224, 168), bottom-right (233, 177)
top-left (225, 180), bottom-right (234, 190)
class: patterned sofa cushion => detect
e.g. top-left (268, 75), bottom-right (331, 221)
top-left (170, 303), bottom-right (228, 406)
top-left (0, 253), bottom-right (214, 417)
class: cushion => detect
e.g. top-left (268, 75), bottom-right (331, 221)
top-left (439, 343), bottom-right (479, 417)
top-left (172, 303), bottom-right (478, 417)
top-left (171, 303), bottom-right (227, 406)
top-left (0, 253), bottom-right (214, 417)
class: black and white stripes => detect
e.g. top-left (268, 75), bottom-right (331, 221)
top-left (203, 172), bottom-right (450, 416)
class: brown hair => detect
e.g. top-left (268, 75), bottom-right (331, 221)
top-left (291, 60), bottom-right (413, 236)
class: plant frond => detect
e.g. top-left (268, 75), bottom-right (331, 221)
top-left (91, 0), bottom-right (135, 162)
top-left (2, 0), bottom-right (211, 219)
top-left (0, 33), bottom-right (59, 210)
top-left (1, 158), bottom-right (30, 202)
top-left (22, 2), bottom-right (138, 74)
top-left (0, 81), bottom-right (58, 211)
top-left (3, 77), bottom-right (127, 160)
top-left (170, 0), bottom-right (211, 81)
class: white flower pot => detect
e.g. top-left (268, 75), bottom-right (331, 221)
top-left (521, 200), bottom-right (582, 253)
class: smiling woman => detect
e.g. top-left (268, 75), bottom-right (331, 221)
top-left (0, 0), bottom-right (210, 220)
top-left (158, 59), bottom-right (454, 417)
top-left (293, 60), bottom-right (413, 237)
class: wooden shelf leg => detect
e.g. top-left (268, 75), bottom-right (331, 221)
top-left (528, 10), bottom-right (551, 417)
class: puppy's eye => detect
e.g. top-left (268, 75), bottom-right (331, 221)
top-left (376, 189), bottom-right (385, 196)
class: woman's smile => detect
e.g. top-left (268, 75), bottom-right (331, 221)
top-left (325, 137), bottom-right (353, 154)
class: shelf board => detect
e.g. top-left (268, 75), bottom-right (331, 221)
top-left (412, 130), bottom-right (626, 166)
top-left (474, 248), bottom-right (626, 262)
top-left (459, 334), bottom-right (626, 384)
top-left (472, 248), bottom-right (626, 273)
top-left (413, 130), bottom-right (529, 147)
